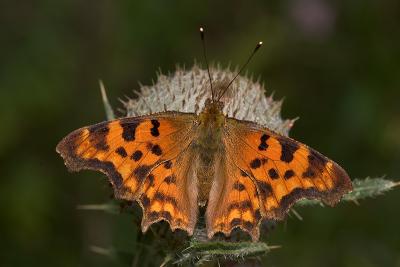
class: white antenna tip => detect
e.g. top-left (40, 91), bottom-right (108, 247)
top-left (200, 27), bottom-right (204, 32)
top-left (259, 41), bottom-right (263, 45)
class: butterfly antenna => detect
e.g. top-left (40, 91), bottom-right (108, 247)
top-left (200, 27), bottom-right (214, 102)
top-left (217, 41), bottom-right (263, 101)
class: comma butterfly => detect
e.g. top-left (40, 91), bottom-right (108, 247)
top-left (56, 28), bottom-right (352, 241)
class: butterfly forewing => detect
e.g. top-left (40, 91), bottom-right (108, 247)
top-left (56, 111), bottom-right (199, 234)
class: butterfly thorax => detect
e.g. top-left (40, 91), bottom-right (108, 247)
top-left (197, 99), bottom-right (224, 143)
top-left (195, 99), bottom-right (225, 206)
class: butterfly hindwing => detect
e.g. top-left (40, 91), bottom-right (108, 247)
top-left (56, 112), bottom-right (199, 234)
top-left (205, 118), bottom-right (352, 240)
top-left (139, 153), bottom-right (198, 234)
top-left (206, 156), bottom-right (263, 240)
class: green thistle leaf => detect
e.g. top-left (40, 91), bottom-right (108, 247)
top-left (297, 177), bottom-right (399, 206)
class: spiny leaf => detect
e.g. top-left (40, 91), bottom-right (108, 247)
top-left (344, 177), bottom-right (399, 201)
top-left (173, 240), bottom-right (277, 265)
top-left (297, 177), bottom-right (399, 206)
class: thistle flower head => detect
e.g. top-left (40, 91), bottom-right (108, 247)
top-left (123, 64), bottom-right (295, 136)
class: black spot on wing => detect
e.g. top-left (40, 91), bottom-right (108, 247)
top-left (250, 158), bottom-right (261, 169)
top-left (268, 168), bottom-right (279, 180)
top-left (151, 144), bottom-right (162, 156)
top-left (115, 147), bottom-right (127, 158)
top-left (279, 138), bottom-right (299, 163)
top-left (150, 119), bottom-right (160, 137)
top-left (131, 150), bottom-right (143, 161)
top-left (258, 134), bottom-right (270, 151)
top-left (120, 119), bottom-right (140, 141)
top-left (284, 170), bottom-right (295, 180)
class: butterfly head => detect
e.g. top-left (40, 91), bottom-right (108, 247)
top-left (204, 98), bottom-right (224, 113)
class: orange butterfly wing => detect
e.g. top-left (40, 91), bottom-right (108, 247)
top-left (56, 112), bottom-right (199, 234)
top-left (206, 118), bottom-right (352, 240)
top-left (206, 156), bottom-right (263, 239)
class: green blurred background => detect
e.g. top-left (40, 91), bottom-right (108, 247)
top-left (1, 0), bottom-right (399, 266)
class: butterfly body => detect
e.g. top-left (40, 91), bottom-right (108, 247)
top-left (57, 77), bottom-right (352, 241)
top-left (195, 99), bottom-right (226, 205)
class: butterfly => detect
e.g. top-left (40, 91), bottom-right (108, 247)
top-left (56, 29), bottom-right (352, 241)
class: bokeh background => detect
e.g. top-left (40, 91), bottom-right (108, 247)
top-left (1, 0), bottom-right (399, 266)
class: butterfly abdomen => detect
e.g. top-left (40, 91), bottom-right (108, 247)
top-left (195, 148), bottom-right (217, 206)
